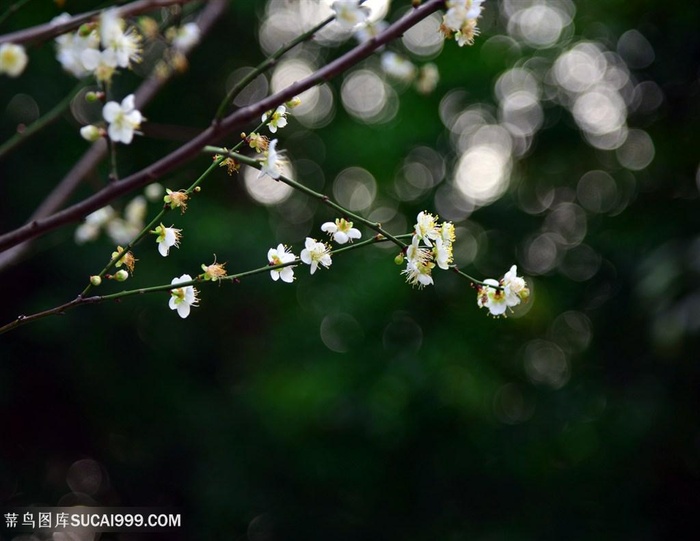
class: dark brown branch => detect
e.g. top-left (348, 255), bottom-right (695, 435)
top-left (0, 0), bottom-right (446, 255)
top-left (0, 0), bottom-right (198, 46)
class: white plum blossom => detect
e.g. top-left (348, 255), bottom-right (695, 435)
top-left (0, 43), bottom-right (28, 77)
top-left (102, 94), bottom-right (142, 144)
top-left (442, 0), bottom-right (485, 47)
top-left (321, 218), bottom-right (361, 244)
top-left (55, 30), bottom-right (99, 77)
top-left (54, 9), bottom-right (140, 79)
top-left (355, 20), bottom-right (388, 44)
top-left (402, 236), bottom-right (435, 288)
top-left (54, 13), bottom-right (100, 78)
top-left (440, 221), bottom-right (456, 244)
top-left (171, 23), bottom-right (201, 51)
top-left (433, 237), bottom-right (453, 270)
top-left (403, 259), bottom-right (435, 288)
top-left (169, 274), bottom-right (199, 318)
top-left (415, 63), bottom-right (440, 94)
top-left (414, 211), bottom-right (440, 246)
top-left (85, 206), bottom-right (117, 226)
top-left (332, 0), bottom-right (371, 29)
top-left (258, 138), bottom-right (284, 179)
top-left (477, 279), bottom-right (508, 316)
top-left (267, 244), bottom-right (297, 283)
top-left (477, 265), bottom-right (530, 317)
top-left (503, 265), bottom-right (530, 306)
top-left (124, 195), bottom-right (147, 227)
top-left (300, 237), bottom-right (332, 274)
top-left (106, 218), bottom-right (140, 245)
top-left (401, 212), bottom-right (455, 288)
top-left (74, 206), bottom-right (116, 244)
top-left (262, 106), bottom-right (288, 133)
top-left (381, 52), bottom-right (416, 83)
top-left (80, 48), bottom-right (117, 82)
top-left (100, 8), bottom-right (141, 68)
top-left (153, 223), bottom-right (181, 257)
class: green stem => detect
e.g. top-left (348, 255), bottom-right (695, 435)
top-left (0, 205), bottom-right (500, 335)
top-left (451, 265), bottom-right (491, 287)
top-left (0, 232), bottom-right (395, 335)
top-left (203, 146), bottom-right (410, 252)
top-left (80, 155), bottom-right (227, 297)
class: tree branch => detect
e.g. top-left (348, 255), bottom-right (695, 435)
top-left (0, 0), bottom-right (199, 46)
top-left (0, 0), bottom-right (446, 256)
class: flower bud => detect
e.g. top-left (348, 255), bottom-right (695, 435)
top-left (394, 253), bottom-right (405, 265)
top-left (285, 96), bottom-right (302, 109)
top-left (78, 23), bottom-right (95, 37)
top-left (80, 125), bottom-right (101, 142)
top-left (90, 275), bottom-right (102, 286)
top-left (113, 269), bottom-right (129, 282)
top-left (85, 91), bottom-right (104, 103)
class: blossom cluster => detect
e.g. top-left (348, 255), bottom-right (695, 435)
top-left (401, 211), bottom-right (455, 288)
top-left (54, 8), bottom-right (142, 81)
top-left (51, 9), bottom-right (200, 146)
top-left (440, 0), bottom-right (485, 47)
top-left (53, 8), bottom-right (147, 145)
top-left (234, 98), bottom-right (299, 180)
top-left (477, 265), bottom-right (530, 317)
top-left (341, 3), bottom-right (441, 95)
top-left (75, 184), bottom-right (162, 245)
top-left (65, 3), bottom-right (495, 323)
top-left (265, 217), bottom-right (361, 284)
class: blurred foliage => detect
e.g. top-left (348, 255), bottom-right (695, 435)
top-left (1, 1), bottom-right (700, 539)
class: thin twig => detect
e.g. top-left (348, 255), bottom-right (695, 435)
top-left (206, 146), bottom-right (409, 251)
top-left (0, 229), bottom-right (400, 335)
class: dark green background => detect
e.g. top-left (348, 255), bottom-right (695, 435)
top-left (1, 1), bottom-right (699, 539)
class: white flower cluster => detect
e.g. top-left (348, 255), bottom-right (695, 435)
top-left (477, 265), bottom-right (530, 317)
top-left (54, 8), bottom-right (146, 145)
top-left (250, 99), bottom-right (301, 179)
top-left (54, 8), bottom-right (141, 81)
top-left (265, 218), bottom-right (361, 283)
top-left (344, 10), bottom-right (440, 95)
top-left (379, 52), bottom-right (439, 95)
top-left (75, 184), bottom-right (162, 245)
top-left (331, 1), bottom-right (371, 30)
top-left (441, 0), bottom-right (485, 47)
top-left (402, 211), bottom-right (455, 288)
